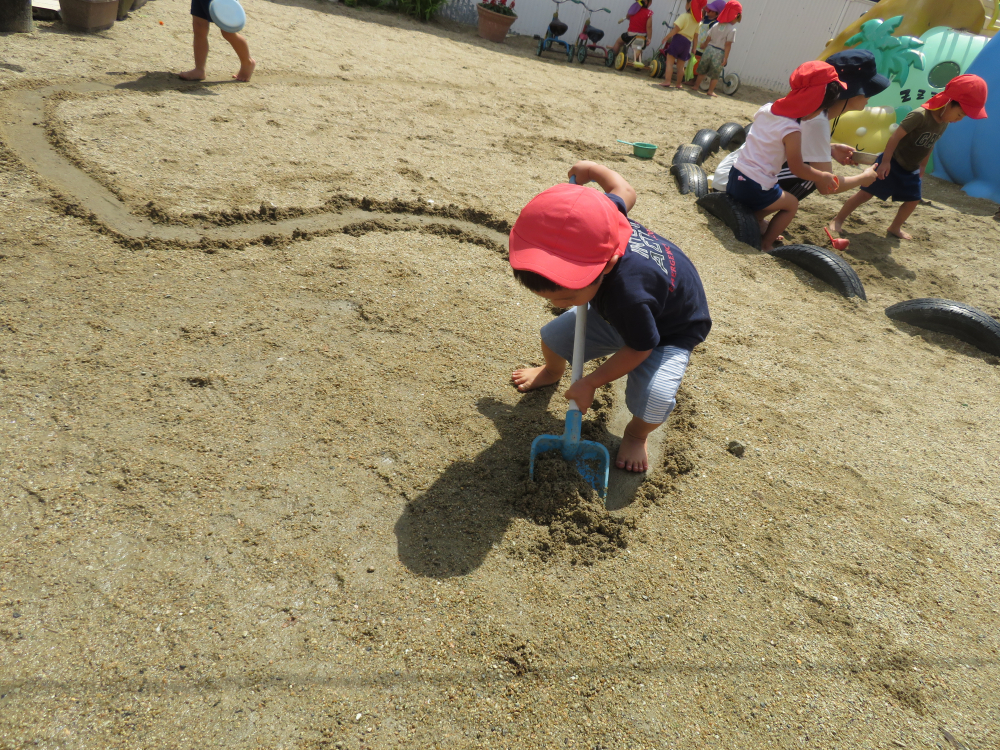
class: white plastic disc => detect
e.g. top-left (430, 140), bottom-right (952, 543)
top-left (209, 0), bottom-right (246, 33)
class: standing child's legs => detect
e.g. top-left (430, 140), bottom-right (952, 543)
top-left (658, 53), bottom-right (677, 88)
top-left (704, 76), bottom-right (719, 96)
top-left (672, 55), bottom-right (686, 87)
top-left (888, 200), bottom-right (919, 240)
top-left (179, 16), bottom-right (211, 81)
top-left (829, 190), bottom-right (874, 233)
top-left (221, 29), bottom-right (255, 81)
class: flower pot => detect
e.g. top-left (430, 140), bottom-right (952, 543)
top-left (477, 5), bottom-right (516, 43)
top-left (59, 0), bottom-right (117, 30)
top-left (116, 0), bottom-right (134, 21)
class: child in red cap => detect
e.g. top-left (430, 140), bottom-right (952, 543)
top-left (726, 60), bottom-right (843, 250)
top-left (692, 0), bottom-right (741, 97)
top-left (830, 73), bottom-right (988, 240)
top-left (509, 162), bottom-right (711, 473)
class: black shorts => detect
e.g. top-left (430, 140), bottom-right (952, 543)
top-left (776, 162), bottom-right (816, 201)
top-left (620, 32), bottom-right (639, 44)
top-left (191, 0), bottom-right (211, 22)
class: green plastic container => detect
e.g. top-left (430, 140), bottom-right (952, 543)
top-left (617, 139), bottom-right (658, 159)
top-left (631, 142), bottom-right (657, 158)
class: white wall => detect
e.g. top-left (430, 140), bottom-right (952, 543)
top-left (439, 0), bottom-right (692, 49)
top-left (728, 0), bottom-right (877, 91)
top-left (440, 0), bottom-right (878, 93)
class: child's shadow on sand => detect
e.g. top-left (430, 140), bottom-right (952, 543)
top-left (840, 231), bottom-right (917, 280)
top-left (113, 72), bottom-right (232, 93)
top-left (394, 393), bottom-right (616, 579)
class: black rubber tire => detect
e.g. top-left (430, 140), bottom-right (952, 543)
top-left (743, 122), bottom-right (752, 139)
top-left (672, 143), bottom-right (705, 166)
top-left (695, 191), bottom-right (760, 250)
top-left (670, 162), bottom-right (708, 198)
top-left (767, 244), bottom-right (867, 300)
top-left (536, 37), bottom-right (546, 56)
top-left (691, 128), bottom-right (721, 156)
top-left (717, 121), bottom-right (745, 150)
top-left (885, 298), bottom-right (1000, 356)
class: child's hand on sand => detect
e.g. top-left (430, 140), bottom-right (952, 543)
top-left (876, 160), bottom-right (891, 180)
top-left (564, 379), bottom-right (597, 414)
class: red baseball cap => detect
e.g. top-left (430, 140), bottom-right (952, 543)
top-left (771, 60), bottom-right (846, 119)
top-left (923, 74), bottom-right (988, 119)
top-left (509, 184), bottom-right (633, 289)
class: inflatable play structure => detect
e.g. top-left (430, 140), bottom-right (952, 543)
top-left (822, 0), bottom-right (998, 200)
top-left (932, 32), bottom-right (1000, 201)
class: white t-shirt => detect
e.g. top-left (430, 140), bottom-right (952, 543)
top-left (714, 113), bottom-right (831, 190)
top-left (732, 103), bottom-right (802, 189)
top-left (706, 21), bottom-right (736, 48)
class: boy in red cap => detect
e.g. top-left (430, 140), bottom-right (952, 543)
top-left (726, 60), bottom-right (843, 251)
top-left (830, 73), bottom-right (988, 240)
top-left (510, 161), bottom-right (711, 473)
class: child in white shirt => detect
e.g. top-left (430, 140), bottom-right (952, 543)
top-left (692, 0), bottom-right (740, 97)
top-left (726, 61), bottom-right (843, 251)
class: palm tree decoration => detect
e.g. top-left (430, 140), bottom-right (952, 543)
top-left (845, 15), bottom-right (925, 87)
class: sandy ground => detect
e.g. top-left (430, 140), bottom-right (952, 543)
top-left (2, 2), bottom-right (1000, 748)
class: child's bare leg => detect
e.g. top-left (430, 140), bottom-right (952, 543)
top-left (221, 30), bottom-right (255, 81)
top-left (673, 57), bottom-right (686, 87)
top-left (512, 340), bottom-right (565, 392)
top-left (616, 416), bottom-right (659, 472)
top-left (692, 73), bottom-right (704, 90)
top-left (658, 54), bottom-right (676, 87)
top-left (179, 16), bottom-right (211, 81)
top-left (760, 192), bottom-right (798, 252)
top-left (888, 200), bottom-right (918, 239)
top-left (704, 77), bottom-right (719, 96)
top-left (754, 208), bottom-right (772, 236)
top-left (829, 190), bottom-right (872, 233)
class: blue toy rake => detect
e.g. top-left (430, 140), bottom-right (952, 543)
top-left (528, 176), bottom-right (611, 498)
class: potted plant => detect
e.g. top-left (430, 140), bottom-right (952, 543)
top-left (477, 0), bottom-right (516, 42)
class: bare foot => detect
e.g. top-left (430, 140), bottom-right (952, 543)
top-left (827, 218), bottom-right (844, 235)
top-left (233, 58), bottom-right (256, 82)
top-left (615, 429), bottom-right (648, 472)
top-left (888, 226), bottom-right (913, 240)
top-left (657, 82), bottom-right (673, 88)
top-left (178, 68), bottom-right (206, 81)
top-left (511, 365), bottom-right (563, 392)
top-left (704, 91), bottom-right (718, 97)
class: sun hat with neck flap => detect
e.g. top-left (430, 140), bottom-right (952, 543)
top-left (509, 184), bottom-right (633, 290)
top-left (771, 60), bottom-right (846, 119)
top-left (716, 0), bottom-right (741, 24)
top-left (922, 74), bottom-right (989, 119)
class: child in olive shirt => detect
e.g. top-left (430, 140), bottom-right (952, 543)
top-left (830, 74), bottom-right (988, 239)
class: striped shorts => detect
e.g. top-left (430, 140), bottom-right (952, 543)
top-left (540, 306), bottom-right (691, 424)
